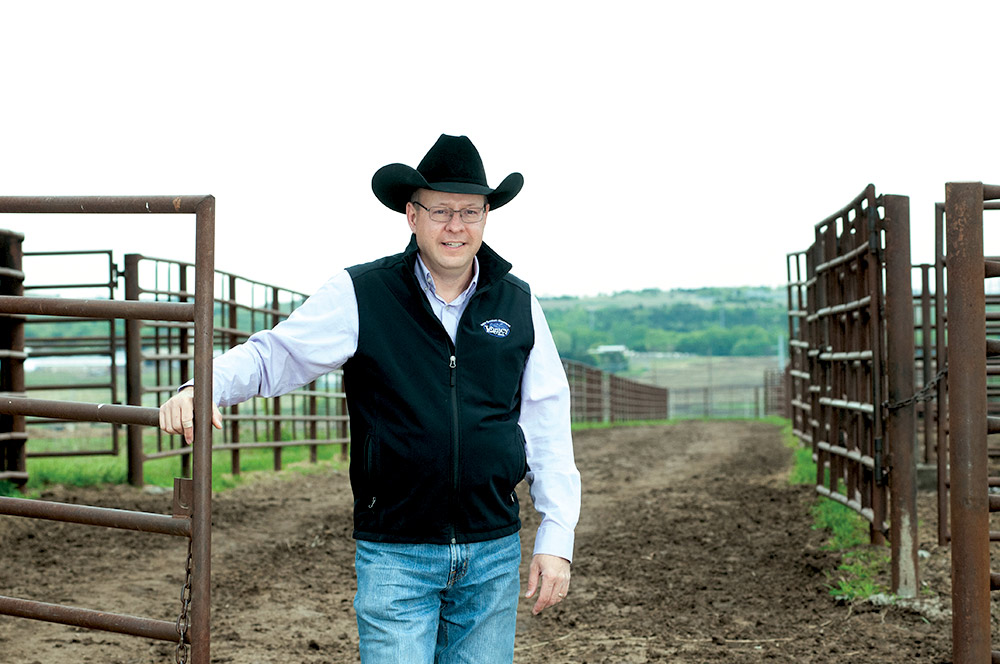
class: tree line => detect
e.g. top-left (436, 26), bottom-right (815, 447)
top-left (540, 286), bottom-right (786, 364)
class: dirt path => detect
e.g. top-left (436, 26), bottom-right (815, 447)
top-left (0, 421), bottom-right (956, 663)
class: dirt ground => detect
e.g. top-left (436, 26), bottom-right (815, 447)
top-left (0, 421), bottom-right (960, 663)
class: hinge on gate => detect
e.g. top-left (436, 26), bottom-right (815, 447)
top-left (873, 437), bottom-right (889, 486)
top-left (172, 477), bottom-right (193, 518)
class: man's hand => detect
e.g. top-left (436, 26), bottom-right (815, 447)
top-left (158, 386), bottom-right (223, 444)
top-left (524, 553), bottom-right (571, 615)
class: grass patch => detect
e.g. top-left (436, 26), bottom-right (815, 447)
top-left (782, 421), bottom-right (890, 601)
top-left (21, 440), bottom-right (348, 497)
top-left (823, 548), bottom-right (890, 601)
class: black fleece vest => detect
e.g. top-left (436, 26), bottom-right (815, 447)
top-left (344, 236), bottom-right (534, 544)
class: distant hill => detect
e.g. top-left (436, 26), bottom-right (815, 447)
top-left (539, 286), bottom-right (784, 310)
top-left (539, 286), bottom-right (786, 365)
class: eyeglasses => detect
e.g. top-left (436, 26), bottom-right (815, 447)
top-left (411, 200), bottom-right (486, 224)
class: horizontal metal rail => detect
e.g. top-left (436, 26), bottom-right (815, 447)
top-left (222, 413), bottom-right (350, 423)
top-left (816, 485), bottom-right (876, 523)
top-left (0, 396), bottom-right (159, 427)
top-left (0, 195), bottom-right (210, 215)
top-left (816, 441), bottom-right (876, 468)
top-left (818, 350), bottom-right (875, 362)
top-left (0, 495), bottom-right (190, 537)
top-left (25, 448), bottom-right (117, 459)
top-left (818, 397), bottom-right (875, 415)
top-left (0, 295), bottom-right (193, 321)
top-left (0, 596), bottom-right (184, 643)
top-left (809, 294), bottom-right (874, 320)
top-left (145, 437), bottom-right (351, 460)
top-left (814, 242), bottom-right (870, 274)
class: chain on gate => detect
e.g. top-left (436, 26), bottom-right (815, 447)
top-left (883, 365), bottom-right (948, 412)
top-left (175, 539), bottom-right (193, 664)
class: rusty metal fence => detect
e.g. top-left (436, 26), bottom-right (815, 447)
top-left (21, 250), bottom-right (122, 459)
top-left (562, 359), bottom-right (668, 422)
top-left (0, 196), bottom-right (217, 664)
top-left (667, 384), bottom-right (769, 419)
top-left (562, 360), bottom-right (783, 422)
top-left (788, 181), bottom-right (1000, 661)
top-left (786, 185), bottom-right (918, 597)
top-left (122, 255), bottom-right (348, 486)
top-left (6, 251), bottom-right (349, 488)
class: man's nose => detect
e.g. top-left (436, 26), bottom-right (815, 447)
top-left (444, 212), bottom-right (465, 231)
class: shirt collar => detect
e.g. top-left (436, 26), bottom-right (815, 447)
top-left (414, 253), bottom-right (480, 302)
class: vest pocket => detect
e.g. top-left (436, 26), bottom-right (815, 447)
top-left (515, 425), bottom-right (529, 481)
top-left (363, 430), bottom-right (380, 514)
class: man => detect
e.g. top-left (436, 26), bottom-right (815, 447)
top-left (159, 134), bottom-right (581, 663)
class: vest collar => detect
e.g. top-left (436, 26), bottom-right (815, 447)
top-left (402, 234), bottom-right (512, 289)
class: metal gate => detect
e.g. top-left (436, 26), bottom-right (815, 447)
top-left (788, 185), bottom-right (918, 596)
top-left (0, 196), bottom-right (216, 663)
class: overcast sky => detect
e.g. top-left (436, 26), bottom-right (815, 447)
top-left (3, 1), bottom-right (999, 298)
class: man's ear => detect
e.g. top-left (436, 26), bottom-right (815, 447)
top-left (405, 201), bottom-right (418, 232)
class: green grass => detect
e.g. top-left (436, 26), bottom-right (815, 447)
top-left (20, 440), bottom-right (349, 497)
top-left (782, 420), bottom-right (890, 601)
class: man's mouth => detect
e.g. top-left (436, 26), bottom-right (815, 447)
top-left (443, 242), bottom-right (464, 247)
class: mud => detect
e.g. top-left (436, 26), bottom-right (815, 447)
top-left (0, 421), bottom-right (956, 662)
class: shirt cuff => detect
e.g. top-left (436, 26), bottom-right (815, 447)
top-left (532, 519), bottom-right (575, 562)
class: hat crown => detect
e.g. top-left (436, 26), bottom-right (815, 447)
top-left (371, 134), bottom-right (523, 214)
top-left (416, 135), bottom-right (488, 187)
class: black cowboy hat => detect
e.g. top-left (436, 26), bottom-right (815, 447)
top-left (372, 134), bottom-right (524, 213)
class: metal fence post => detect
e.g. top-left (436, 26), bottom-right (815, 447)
top-left (228, 274), bottom-right (241, 476)
top-left (934, 202), bottom-right (950, 545)
top-left (919, 263), bottom-right (934, 464)
top-left (882, 194), bottom-right (918, 598)
top-left (945, 181), bottom-right (990, 663)
top-left (124, 254), bottom-right (144, 487)
top-left (0, 230), bottom-right (27, 490)
top-left (601, 372), bottom-right (611, 423)
top-left (190, 195), bottom-right (216, 664)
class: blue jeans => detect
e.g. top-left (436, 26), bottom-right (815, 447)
top-left (354, 533), bottom-right (521, 664)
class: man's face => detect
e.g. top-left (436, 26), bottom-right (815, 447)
top-left (406, 189), bottom-right (488, 281)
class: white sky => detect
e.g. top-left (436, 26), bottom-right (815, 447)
top-left (3, 1), bottom-right (999, 298)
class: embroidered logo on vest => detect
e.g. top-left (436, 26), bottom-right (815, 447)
top-left (480, 319), bottom-right (511, 338)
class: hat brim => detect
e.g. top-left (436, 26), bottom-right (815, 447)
top-left (372, 163), bottom-right (523, 214)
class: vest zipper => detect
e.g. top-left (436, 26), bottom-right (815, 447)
top-left (449, 354), bottom-right (459, 488)
top-left (449, 354), bottom-right (459, 541)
